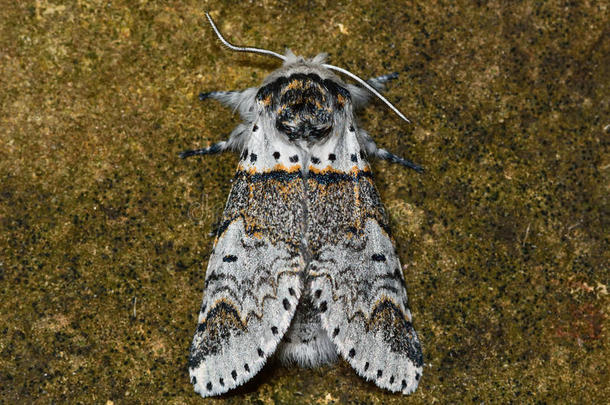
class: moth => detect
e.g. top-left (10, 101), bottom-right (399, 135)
top-left (181, 13), bottom-right (424, 398)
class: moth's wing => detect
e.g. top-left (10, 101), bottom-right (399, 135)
top-left (306, 123), bottom-right (424, 394)
top-left (189, 119), bottom-right (306, 397)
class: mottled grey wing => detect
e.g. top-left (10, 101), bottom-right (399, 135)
top-left (189, 123), bottom-right (306, 397)
top-left (306, 125), bottom-right (423, 394)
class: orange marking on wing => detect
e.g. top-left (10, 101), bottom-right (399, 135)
top-left (240, 164), bottom-right (302, 175)
top-left (308, 166), bottom-right (342, 175)
top-left (351, 165), bottom-right (371, 174)
top-left (272, 163), bottom-right (301, 172)
top-left (367, 297), bottom-right (411, 327)
top-left (206, 298), bottom-right (247, 328)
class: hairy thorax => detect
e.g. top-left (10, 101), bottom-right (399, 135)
top-left (256, 72), bottom-right (351, 142)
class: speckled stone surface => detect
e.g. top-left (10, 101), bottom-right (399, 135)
top-left (1, 1), bottom-right (608, 403)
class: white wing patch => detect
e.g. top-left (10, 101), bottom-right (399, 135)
top-left (306, 122), bottom-right (423, 394)
top-left (309, 220), bottom-right (423, 393)
top-left (307, 122), bottom-right (368, 173)
top-left (190, 220), bottom-right (303, 396)
top-left (238, 118), bottom-right (305, 173)
top-left (189, 119), bottom-right (307, 397)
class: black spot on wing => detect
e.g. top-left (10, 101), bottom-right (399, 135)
top-left (283, 298), bottom-right (291, 311)
top-left (371, 253), bottom-right (386, 262)
top-left (351, 153), bottom-right (358, 162)
top-left (377, 370), bottom-right (383, 378)
top-left (223, 255), bottom-right (238, 263)
top-left (206, 382), bottom-right (212, 391)
top-left (273, 151), bottom-right (280, 159)
top-left (394, 267), bottom-right (403, 279)
top-left (349, 348), bottom-right (356, 358)
top-left (311, 156), bottom-right (320, 164)
top-left (332, 327), bottom-right (340, 338)
top-left (231, 370), bottom-right (237, 380)
top-left (271, 326), bottom-right (278, 335)
top-left (328, 153), bottom-right (336, 162)
top-left (250, 153), bottom-right (258, 163)
top-left (289, 155), bottom-right (299, 163)
top-left (244, 363), bottom-right (250, 372)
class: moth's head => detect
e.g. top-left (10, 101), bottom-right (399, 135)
top-left (255, 72), bottom-right (351, 141)
top-left (204, 12), bottom-right (411, 126)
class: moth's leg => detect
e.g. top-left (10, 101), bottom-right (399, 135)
top-left (347, 72), bottom-right (399, 109)
top-left (182, 87), bottom-right (258, 158)
top-left (180, 124), bottom-right (248, 159)
top-left (357, 128), bottom-right (424, 173)
top-left (366, 72), bottom-right (399, 91)
top-left (179, 141), bottom-right (227, 159)
top-left (199, 90), bottom-right (238, 103)
top-left (198, 87), bottom-right (258, 120)
top-left (373, 148), bottom-right (424, 173)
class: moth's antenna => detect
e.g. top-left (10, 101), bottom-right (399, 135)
top-left (205, 12), bottom-right (286, 62)
top-left (323, 64), bottom-right (411, 123)
top-left (205, 12), bottom-right (410, 124)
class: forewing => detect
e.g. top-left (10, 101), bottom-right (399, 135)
top-left (306, 123), bottom-right (423, 394)
top-left (189, 120), bottom-right (306, 397)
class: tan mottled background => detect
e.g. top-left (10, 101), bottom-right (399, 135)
top-left (1, 1), bottom-right (608, 403)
